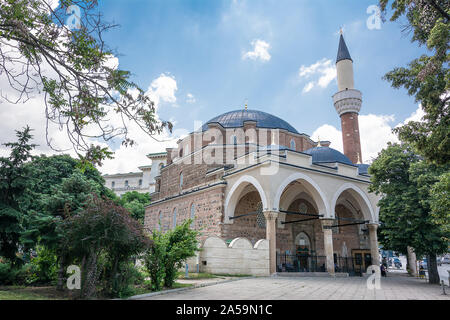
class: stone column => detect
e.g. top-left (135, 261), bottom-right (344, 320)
top-left (368, 224), bottom-right (380, 266)
top-left (407, 246), bottom-right (417, 277)
top-left (264, 211), bottom-right (278, 275)
top-left (321, 219), bottom-right (335, 275)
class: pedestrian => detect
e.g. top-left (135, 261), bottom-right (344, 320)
top-left (380, 264), bottom-right (387, 277)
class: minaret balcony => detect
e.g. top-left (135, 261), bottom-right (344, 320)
top-left (333, 89), bottom-right (362, 116)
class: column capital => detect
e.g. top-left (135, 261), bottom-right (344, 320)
top-left (367, 223), bottom-right (379, 230)
top-left (263, 211), bottom-right (279, 221)
top-left (320, 218), bottom-right (334, 228)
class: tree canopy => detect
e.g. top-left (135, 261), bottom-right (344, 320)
top-left (369, 143), bottom-right (449, 283)
top-left (379, 0), bottom-right (449, 164)
top-left (0, 0), bottom-right (172, 165)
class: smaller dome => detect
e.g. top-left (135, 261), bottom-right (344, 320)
top-left (304, 147), bottom-right (353, 165)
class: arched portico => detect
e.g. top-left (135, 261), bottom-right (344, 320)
top-left (330, 183), bottom-right (376, 222)
top-left (331, 183), bottom-right (380, 267)
top-left (273, 172), bottom-right (330, 218)
top-left (224, 175), bottom-right (268, 224)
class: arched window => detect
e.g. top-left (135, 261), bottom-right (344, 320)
top-left (172, 208), bottom-right (177, 229)
top-left (158, 211), bottom-right (162, 232)
top-left (179, 172), bottom-right (183, 189)
top-left (231, 135), bottom-right (237, 145)
top-left (290, 139), bottom-right (296, 151)
top-left (125, 180), bottom-right (129, 188)
top-left (111, 181), bottom-right (115, 189)
top-left (190, 203), bottom-right (195, 228)
top-left (139, 179), bottom-right (142, 187)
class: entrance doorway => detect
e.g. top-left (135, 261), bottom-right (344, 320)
top-left (352, 250), bottom-right (372, 273)
top-left (295, 232), bottom-right (311, 272)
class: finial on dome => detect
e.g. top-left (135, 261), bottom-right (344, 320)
top-left (244, 99), bottom-right (248, 110)
top-left (356, 152), bottom-right (362, 164)
top-left (317, 137), bottom-right (321, 147)
top-left (340, 27), bottom-right (343, 35)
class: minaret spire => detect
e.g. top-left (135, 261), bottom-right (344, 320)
top-left (332, 33), bottom-right (363, 164)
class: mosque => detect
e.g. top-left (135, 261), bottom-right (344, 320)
top-left (144, 34), bottom-right (381, 276)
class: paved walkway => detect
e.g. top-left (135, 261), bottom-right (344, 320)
top-left (136, 273), bottom-right (450, 300)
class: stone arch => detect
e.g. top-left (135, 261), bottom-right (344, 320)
top-left (224, 175), bottom-right (268, 223)
top-left (274, 172), bottom-right (330, 217)
top-left (330, 183), bottom-right (376, 222)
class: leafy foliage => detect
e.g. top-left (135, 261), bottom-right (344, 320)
top-left (379, 0), bottom-right (449, 164)
top-left (369, 143), bottom-right (449, 283)
top-left (0, 126), bottom-right (35, 265)
top-left (0, 0), bottom-right (172, 164)
top-left (119, 191), bottom-right (151, 224)
top-left (143, 219), bottom-right (199, 290)
top-left (58, 195), bottom-right (150, 298)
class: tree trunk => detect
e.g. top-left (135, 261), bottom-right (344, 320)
top-left (81, 250), bottom-right (99, 299)
top-left (56, 255), bottom-right (66, 291)
top-left (427, 254), bottom-right (440, 284)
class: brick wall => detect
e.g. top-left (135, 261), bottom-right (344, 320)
top-left (340, 112), bottom-right (362, 164)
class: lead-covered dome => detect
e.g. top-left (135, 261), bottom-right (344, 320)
top-left (202, 109), bottom-right (299, 134)
top-left (304, 146), bottom-right (353, 165)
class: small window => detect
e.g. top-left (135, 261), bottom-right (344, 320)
top-left (139, 179), bottom-right (142, 186)
top-left (173, 208), bottom-right (177, 229)
top-left (179, 172), bottom-right (183, 189)
top-left (111, 181), bottom-right (115, 188)
top-left (231, 135), bottom-right (237, 145)
top-left (190, 204), bottom-right (195, 228)
top-left (125, 180), bottom-right (129, 188)
top-left (290, 139), bottom-right (296, 151)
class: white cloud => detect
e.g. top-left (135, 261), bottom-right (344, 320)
top-left (186, 93), bottom-right (196, 104)
top-left (145, 73), bottom-right (178, 109)
top-left (299, 58), bottom-right (336, 94)
top-left (242, 39), bottom-right (271, 62)
top-left (312, 105), bottom-right (424, 164)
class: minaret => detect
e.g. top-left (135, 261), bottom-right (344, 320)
top-left (332, 32), bottom-right (362, 164)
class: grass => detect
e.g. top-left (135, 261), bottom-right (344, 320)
top-left (177, 272), bottom-right (218, 280)
top-left (0, 286), bottom-right (71, 300)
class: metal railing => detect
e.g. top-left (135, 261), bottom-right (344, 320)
top-left (276, 253), bottom-right (365, 276)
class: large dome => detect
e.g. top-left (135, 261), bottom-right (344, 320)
top-left (202, 109), bottom-right (299, 134)
top-left (304, 146), bottom-right (353, 165)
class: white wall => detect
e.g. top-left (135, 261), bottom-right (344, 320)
top-left (198, 237), bottom-right (269, 276)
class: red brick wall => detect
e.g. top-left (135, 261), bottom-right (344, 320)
top-left (144, 185), bottom-right (225, 242)
top-left (340, 112), bottom-right (362, 164)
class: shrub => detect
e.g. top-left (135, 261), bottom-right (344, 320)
top-left (143, 220), bottom-right (199, 290)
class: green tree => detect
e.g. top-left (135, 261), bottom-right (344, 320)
top-left (143, 230), bottom-right (166, 292)
top-left (0, 126), bottom-right (35, 265)
top-left (369, 143), bottom-right (449, 284)
top-left (0, 0), bottom-right (172, 165)
top-left (429, 172), bottom-right (450, 236)
top-left (379, 0), bottom-right (449, 164)
top-left (119, 191), bottom-right (151, 224)
top-left (58, 195), bottom-right (150, 299)
top-left (143, 220), bottom-right (199, 290)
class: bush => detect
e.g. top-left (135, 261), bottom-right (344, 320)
top-left (143, 220), bottom-right (199, 290)
top-left (0, 261), bottom-right (31, 285)
top-left (26, 246), bottom-right (58, 285)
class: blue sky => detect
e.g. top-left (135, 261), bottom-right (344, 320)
top-left (0, 0), bottom-right (428, 174)
top-left (96, 0), bottom-right (424, 136)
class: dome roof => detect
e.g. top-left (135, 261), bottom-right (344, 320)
top-left (304, 146), bottom-right (353, 165)
top-left (202, 109), bottom-right (299, 134)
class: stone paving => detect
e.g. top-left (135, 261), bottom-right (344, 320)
top-left (136, 273), bottom-right (450, 300)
